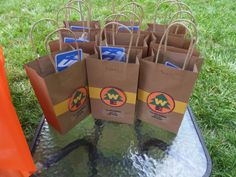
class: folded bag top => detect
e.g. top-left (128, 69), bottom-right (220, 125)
top-left (86, 22), bottom-right (141, 124)
top-left (137, 19), bottom-right (203, 134)
top-left (25, 27), bottom-right (90, 134)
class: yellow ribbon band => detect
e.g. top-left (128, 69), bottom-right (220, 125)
top-left (89, 87), bottom-right (137, 105)
top-left (53, 88), bottom-right (187, 117)
top-left (53, 99), bottom-right (69, 117)
top-left (138, 89), bottom-right (187, 114)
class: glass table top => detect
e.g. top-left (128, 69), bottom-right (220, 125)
top-left (31, 108), bottom-right (212, 177)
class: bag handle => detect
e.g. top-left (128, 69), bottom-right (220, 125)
top-left (170, 10), bottom-right (196, 24)
top-left (175, 1), bottom-right (193, 14)
top-left (170, 10), bottom-right (196, 34)
top-left (112, 0), bottom-right (115, 13)
top-left (153, 0), bottom-right (181, 32)
top-left (29, 18), bottom-right (58, 56)
top-left (104, 11), bottom-right (141, 47)
top-left (56, 6), bottom-right (90, 33)
top-left (100, 22), bottom-right (134, 64)
top-left (120, 2), bottom-right (144, 21)
top-left (104, 11), bottom-right (141, 28)
top-left (65, 0), bottom-right (92, 21)
top-left (104, 13), bottom-right (130, 46)
top-left (171, 2), bottom-right (194, 34)
top-left (155, 19), bottom-right (197, 68)
top-left (164, 19), bottom-right (198, 52)
top-left (44, 28), bottom-right (79, 71)
top-left (119, 10), bottom-right (142, 47)
top-left (120, 10), bottom-right (142, 26)
top-left (155, 19), bottom-right (198, 70)
top-left (154, 1), bottom-right (193, 28)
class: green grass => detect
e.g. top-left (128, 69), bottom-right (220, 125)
top-left (0, 0), bottom-right (236, 176)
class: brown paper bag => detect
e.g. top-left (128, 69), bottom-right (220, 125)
top-left (86, 22), bottom-right (141, 124)
top-left (25, 28), bottom-right (90, 134)
top-left (148, 10), bottom-right (198, 55)
top-left (137, 21), bottom-right (203, 133)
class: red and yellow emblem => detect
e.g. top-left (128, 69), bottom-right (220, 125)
top-left (100, 87), bottom-right (126, 107)
top-left (68, 87), bottom-right (87, 112)
top-left (147, 91), bottom-right (175, 114)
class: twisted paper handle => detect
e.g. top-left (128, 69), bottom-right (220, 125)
top-left (29, 18), bottom-right (58, 56)
top-left (65, 0), bottom-right (92, 21)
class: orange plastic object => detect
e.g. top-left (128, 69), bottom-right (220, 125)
top-left (0, 47), bottom-right (36, 177)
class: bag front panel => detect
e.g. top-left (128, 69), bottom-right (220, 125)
top-left (86, 57), bottom-right (139, 124)
top-left (45, 59), bottom-right (90, 134)
top-left (24, 57), bottom-right (61, 132)
top-left (137, 58), bottom-right (198, 133)
top-left (25, 55), bottom-right (90, 134)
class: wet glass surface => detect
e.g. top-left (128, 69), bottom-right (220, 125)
top-left (33, 109), bottom-right (208, 177)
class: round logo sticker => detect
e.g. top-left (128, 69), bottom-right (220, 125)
top-left (68, 87), bottom-right (87, 112)
top-left (147, 92), bottom-right (175, 114)
top-left (100, 87), bottom-right (126, 107)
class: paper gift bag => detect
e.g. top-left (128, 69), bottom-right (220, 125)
top-left (137, 21), bottom-right (203, 133)
top-left (25, 28), bottom-right (90, 134)
top-left (0, 47), bottom-right (36, 177)
top-left (148, 8), bottom-right (197, 55)
top-left (149, 19), bottom-right (199, 57)
top-left (86, 22), bottom-right (141, 124)
top-left (60, 1), bottom-right (100, 31)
